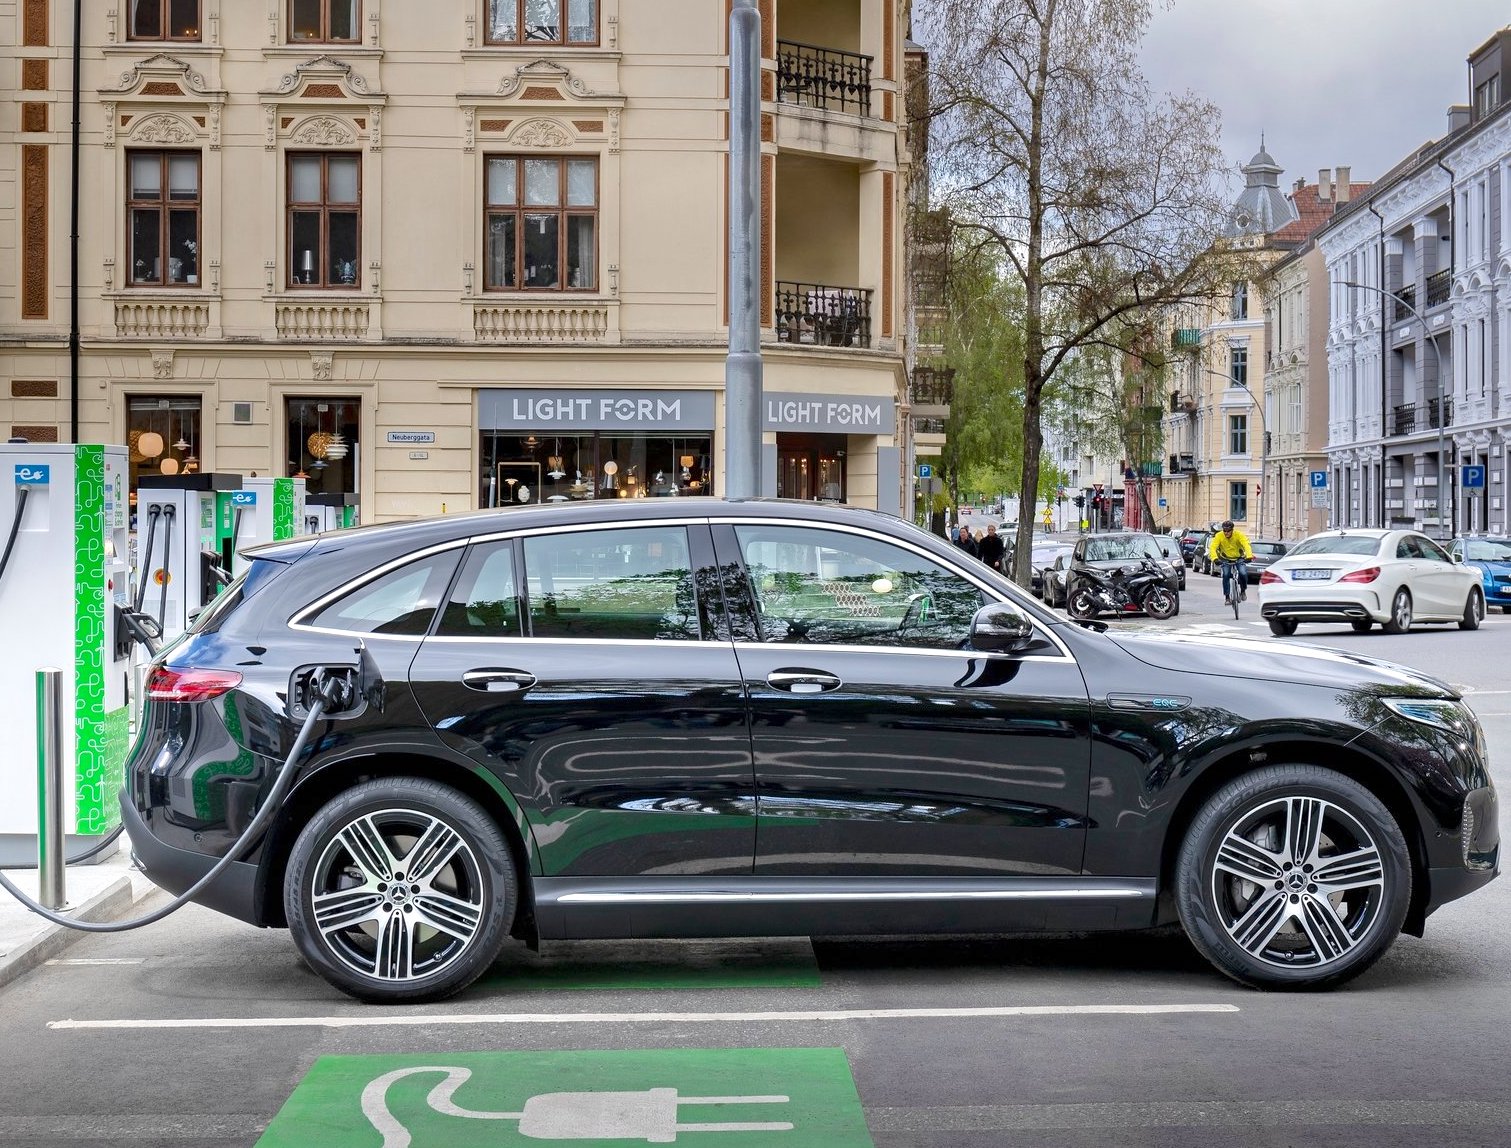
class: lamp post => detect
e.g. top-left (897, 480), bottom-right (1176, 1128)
top-left (1197, 366), bottom-right (1268, 536)
top-left (1338, 280), bottom-right (1448, 538)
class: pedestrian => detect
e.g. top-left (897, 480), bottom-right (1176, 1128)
top-left (977, 523), bottom-right (1005, 571)
top-left (956, 526), bottom-right (979, 558)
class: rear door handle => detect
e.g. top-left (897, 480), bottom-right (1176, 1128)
top-left (766, 669), bottom-right (842, 694)
top-left (462, 669), bottom-right (537, 693)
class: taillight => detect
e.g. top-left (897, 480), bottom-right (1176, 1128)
top-left (146, 666), bottom-right (243, 702)
top-left (1339, 566), bottom-right (1381, 584)
top-left (1260, 570), bottom-right (1282, 584)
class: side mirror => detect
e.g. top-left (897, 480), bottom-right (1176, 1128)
top-left (970, 602), bottom-right (1035, 654)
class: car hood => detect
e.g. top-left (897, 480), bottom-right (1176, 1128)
top-left (1467, 559), bottom-right (1511, 573)
top-left (1104, 630), bottom-right (1457, 698)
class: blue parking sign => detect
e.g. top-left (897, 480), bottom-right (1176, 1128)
top-left (1309, 471), bottom-right (1328, 489)
top-left (918, 464), bottom-right (932, 479)
top-left (1462, 465), bottom-right (1486, 489)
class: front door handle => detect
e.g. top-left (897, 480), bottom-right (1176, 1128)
top-left (462, 669), bottom-right (537, 693)
top-left (766, 669), bottom-right (842, 695)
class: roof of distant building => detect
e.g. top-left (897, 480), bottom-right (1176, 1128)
top-left (1271, 181), bottom-right (1371, 246)
top-left (1225, 139), bottom-right (1300, 238)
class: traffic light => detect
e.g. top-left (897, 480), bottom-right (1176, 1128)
top-left (1073, 494), bottom-right (1085, 509)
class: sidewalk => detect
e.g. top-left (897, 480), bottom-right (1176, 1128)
top-left (0, 840), bottom-right (162, 990)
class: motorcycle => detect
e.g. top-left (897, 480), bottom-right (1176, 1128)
top-left (1066, 558), bottom-right (1178, 620)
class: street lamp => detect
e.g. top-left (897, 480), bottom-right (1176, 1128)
top-left (1195, 365), bottom-right (1268, 536)
top-left (1338, 280), bottom-right (1449, 538)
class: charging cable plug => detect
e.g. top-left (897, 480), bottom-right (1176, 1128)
top-left (310, 668), bottom-right (356, 714)
top-left (516, 1088), bottom-right (793, 1142)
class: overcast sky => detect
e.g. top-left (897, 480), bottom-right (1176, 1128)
top-left (1140, 0), bottom-right (1510, 193)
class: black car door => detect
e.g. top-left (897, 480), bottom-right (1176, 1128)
top-left (409, 521), bottom-right (755, 878)
top-left (712, 520), bottom-right (1092, 879)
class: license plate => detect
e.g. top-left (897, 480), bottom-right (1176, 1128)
top-left (1291, 568), bottom-right (1333, 581)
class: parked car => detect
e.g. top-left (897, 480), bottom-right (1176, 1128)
top-left (1258, 528), bottom-right (1483, 636)
top-left (1191, 530), bottom-right (1217, 575)
top-left (1449, 536), bottom-right (1511, 614)
top-left (124, 500), bottom-right (1498, 1002)
top-left (1066, 532), bottom-right (1182, 614)
top-left (1177, 528), bottom-right (1207, 566)
top-left (1041, 550), bottom-right (1073, 608)
top-left (1244, 539), bottom-right (1290, 583)
top-left (1150, 534), bottom-right (1188, 591)
top-left (1028, 541), bottom-right (1074, 598)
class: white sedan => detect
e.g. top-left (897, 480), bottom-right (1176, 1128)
top-left (1257, 529), bottom-right (1484, 637)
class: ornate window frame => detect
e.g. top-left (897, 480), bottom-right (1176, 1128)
top-left (107, 0), bottom-right (223, 47)
top-left (464, 0), bottom-right (620, 55)
top-left (457, 60), bottom-right (624, 343)
top-left (99, 54), bottom-right (227, 338)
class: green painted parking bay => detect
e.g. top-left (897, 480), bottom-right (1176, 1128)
top-left (478, 939), bottom-right (821, 993)
top-left (258, 1047), bottom-right (873, 1146)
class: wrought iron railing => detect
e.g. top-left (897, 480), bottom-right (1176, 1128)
top-left (909, 366), bottom-right (955, 407)
top-left (914, 417), bottom-right (947, 435)
top-left (1425, 268), bottom-right (1451, 308)
top-left (1391, 397), bottom-right (1454, 435)
top-left (776, 40), bottom-right (873, 116)
top-left (775, 281), bottom-right (872, 347)
top-left (1392, 284), bottom-right (1416, 322)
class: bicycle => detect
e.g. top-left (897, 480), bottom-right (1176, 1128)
top-left (1220, 557), bottom-right (1249, 620)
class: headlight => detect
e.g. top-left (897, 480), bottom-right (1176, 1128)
top-left (1383, 698), bottom-right (1487, 763)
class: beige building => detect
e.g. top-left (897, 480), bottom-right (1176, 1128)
top-left (3, 0), bottom-right (912, 520)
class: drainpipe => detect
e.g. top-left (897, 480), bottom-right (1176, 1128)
top-left (1435, 156), bottom-right (1455, 538)
top-left (69, 0), bottom-right (82, 443)
top-left (1368, 201), bottom-right (1385, 527)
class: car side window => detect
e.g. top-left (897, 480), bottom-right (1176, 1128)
top-left (437, 541), bottom-right (521, 636)
top-left (307, 550), bottom-right (462, 636)
top-left (523, 525), bottom-right (700, 640)
top-left (733, 524), bottom-right (984, 649)
top-left (1398, 536), bottom-right (1426, 560)
top-left (1417, 537), bottom-right (1451, 564)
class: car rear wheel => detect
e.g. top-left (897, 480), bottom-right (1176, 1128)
top-left (1268, 618), bottom-right (1297, 636)
top-left (1459, 589), bottom-right (1484, 631)
top-left (285, 777), bottom-right (517, 1003)
top-left (1382, 588), bottom-right (1412, 634)
top-left (1175, 765), bottom-right (1411, 990)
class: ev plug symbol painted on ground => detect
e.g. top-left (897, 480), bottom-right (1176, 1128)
top-left (362, 1066), bottom-right (795, 1145)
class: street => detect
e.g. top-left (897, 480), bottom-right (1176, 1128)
top-left (1, 569), bottom-right (1508, 1147)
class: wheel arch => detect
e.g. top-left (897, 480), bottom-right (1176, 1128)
top-left (1157, 737), bottom-right (1431, 936)
top-left (256, 750), bottom-right (540, 943)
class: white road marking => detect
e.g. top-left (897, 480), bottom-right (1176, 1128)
top-left (49, 1002), bottom-right (1239, 1031)
top-left (44, 958), bottom-right (145, 966)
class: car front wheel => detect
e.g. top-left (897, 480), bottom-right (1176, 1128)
top-left (1175, 765), bottom-right (1411, 990)
top-left (285, 777), bottom-right (518, 1003)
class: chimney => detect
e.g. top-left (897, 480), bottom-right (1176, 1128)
top-left (1449, 104), bottom-right (1472, 132)
top-left (1318, 169), bottom-right (1332, 201)
top-left (1294, 177), bottom-right (1306, 192)
top-left (1335, 166), bottom-right (1352, 204)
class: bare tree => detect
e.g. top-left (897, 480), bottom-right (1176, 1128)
top-left (921, 0), bottom-right (1240, 582)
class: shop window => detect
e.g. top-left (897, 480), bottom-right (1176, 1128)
top-left (127, 0), bottom-right (201, 40)
top-left (290, 0), bottom-right (359, 43)
top-left (477, 432), bottom-right (711, 508)
top-left (288, 153), bottom-right (361, 289)
top-left (287, 397), bottom-right (360, 495)
top-left (523, 526), bottom-right (699, 641)
top-left (128, 151), bottom-right (200, 287)
top-left (127, 395), bottom-right (203, 496)
top-left (777, 435), bottom-right (845, 502)
top-left (486, 0), bottom-right (598, 46)
top-left (484, 156), bottom-right (597, 291)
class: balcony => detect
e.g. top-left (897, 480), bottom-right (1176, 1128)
top-left (1390, 398), bottom-right (1453, 436)
top-left (1168, 453), bottom-right (1198, 475)
top-left (1169, 391), bottom-right (1196, 413)
top-left (1425, 268), bottom-right (1451, 308)
top-left (776, 40), bottom-right (873, 117)
top-left (1170, 328), bottom-right (1202, 350)
top-left (775, 281), bottom-right (872, 347)
top-left (915, 417), bottom-right (947, 435)
top-left (909, 366), bottom-right (954, 408)
top-left (1393, 284), bottom-right (1416, 322)
top-left (1135, 460), bottom-right (1163, 479)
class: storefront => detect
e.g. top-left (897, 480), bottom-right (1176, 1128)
top-left (477, 388), bottom-right (718, 508)
top-left (763, 391), bottom-right (896, 504)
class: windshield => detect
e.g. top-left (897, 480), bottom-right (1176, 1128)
top-left (1464, 539), bottom-right (1511, 561)
top-left (1288, 535), bottom-right (1383, 558)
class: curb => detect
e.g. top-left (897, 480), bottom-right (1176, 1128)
top-left (0, 877), bottom-right (137, 991)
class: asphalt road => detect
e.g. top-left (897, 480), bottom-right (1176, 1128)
top-left (2, 571), bottom-right (1508, 1147)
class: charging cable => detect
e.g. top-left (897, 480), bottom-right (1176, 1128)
top-left (0, 668), bottom-right (352, 933)
top-left (155, 503), bottom-right (175, 631)
top-left (134, 503), bottom-right (161, 613)
top-left (0, 484), bottom-right (31, 590)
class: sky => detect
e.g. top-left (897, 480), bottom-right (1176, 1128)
top-left (1139, 0), bottom-right (1510, 194)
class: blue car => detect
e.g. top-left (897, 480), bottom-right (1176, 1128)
top-left (1450, 536), bottom-right (1511, 614)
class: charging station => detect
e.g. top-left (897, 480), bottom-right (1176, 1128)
top-left (228, 476), bottom-right (307, 575)
top-left (136, 472), bottom-right (242, 646)
top-left (306, 491), bottom-right (359, 534)
top-left (0, 443), bottom-right (132, 866)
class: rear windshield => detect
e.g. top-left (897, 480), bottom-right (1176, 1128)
top-left (188, 558), bottom-right (287, 636)
top-left (1252, 542), bottom-right (1287, 557)
top-left (1288, 535), bottom-right (1382, 558)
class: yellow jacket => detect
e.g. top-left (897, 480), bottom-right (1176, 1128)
top-left (1209, 529), bottom-right (1253, 561)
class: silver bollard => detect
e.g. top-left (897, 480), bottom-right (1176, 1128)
top-left (35, 668), bottom-right (66, 910)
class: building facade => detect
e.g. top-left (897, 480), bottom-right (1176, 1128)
top-left (1318, 27), bottom-right (1511, 538)
top-left (3, 0), bottom-right (912, 520)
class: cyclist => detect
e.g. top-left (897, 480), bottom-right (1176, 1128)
top-left (1208, 520), bottom-right (1254, 606)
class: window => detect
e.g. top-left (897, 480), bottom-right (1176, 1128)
top-left (288, 154), bottom-right (361, 289)
top-left (1475, 75), bottom-right (1499, 120)
top-left (127, 0), bottom-right (201, 39)
top-left (1229, 345), bottom-right (1248, 388)
top-left (308, 551), bottom-right (463, 636)
top-left (733, 525), bottom-right (986, 650)
top-left (128, 152), bottom-right (200, 287)
top-left (438, 542), bottom-right (521, 637)
top-left (484, 156), bottom-right (598, 291)
top-left (127, 394), bottom-right (202, 493)
top-left (287, 397), bottom-right (359, 495)
top-left (1230, 281), bottom-right (1248, 320)
top-left (290, 0), bottom-right (359, 43)
top-left (1228, 414), bottom-right (1248, 455)
top-left (523, 526), bottom-right (699, 640)
top-left (487, 0), bottom-right (598, 46)
top-left (1229, 481), bottom-right (1248, 523)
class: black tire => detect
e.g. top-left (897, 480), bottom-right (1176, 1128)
top-left (284, 777), bottom-right (518, 1003)
top-left (1268, 618), bottom-right (1297, 636)
top-left (1459, 588), bottom-right (1484, 631)
top-left (1351, 620), bottom-right (1373, 633)
top-left (1067, 587), bottom-right (1097, 619)
top-left (1382, 588), bottom-right (1412, 634)
top-left (1175, 765), bottom-right (1411, 990)
top-left (1143, 587), bottom-right (1178, 620)
top-left (1502, 605), bottom-right (1511, 615)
